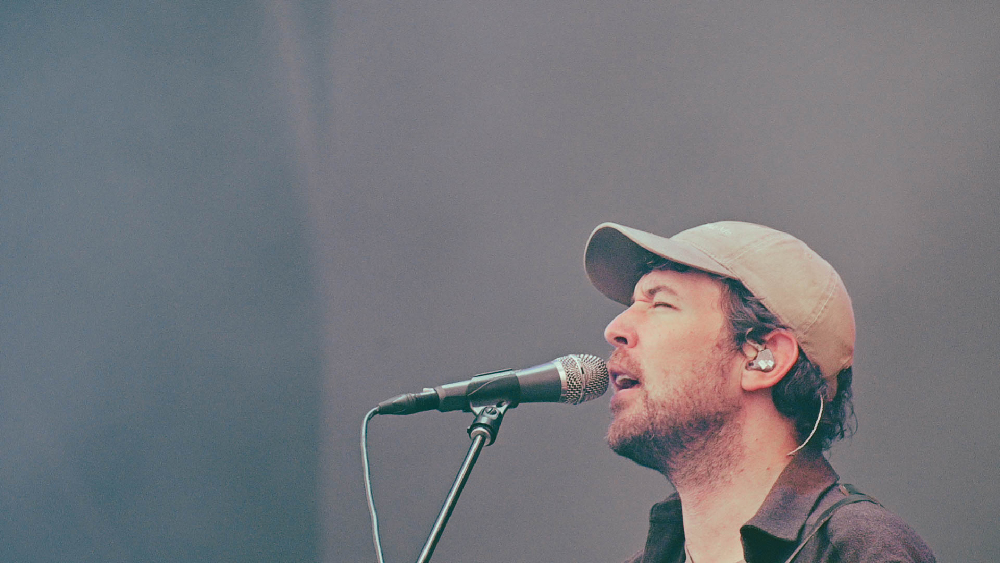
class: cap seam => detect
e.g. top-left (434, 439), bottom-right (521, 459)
top-left (681, 230), bottom-right (786, 275)
top-left (797, 268), bottom-right (838, 338)
top-left (725, 231), bottom-right (787, 264)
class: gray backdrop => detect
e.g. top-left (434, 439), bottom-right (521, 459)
top-left (2, 1), bottom-right (997, 562)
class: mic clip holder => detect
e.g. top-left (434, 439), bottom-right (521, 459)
top-left (415, 401), bottom-right (511, 563)
top-left (467, 401), bottom-right (509, 446)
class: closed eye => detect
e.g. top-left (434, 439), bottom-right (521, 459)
top-left (653, 302), bottom-right (675, 309)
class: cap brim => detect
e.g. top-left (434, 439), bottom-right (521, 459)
top-left (584, 223), bottom-right (735, 304)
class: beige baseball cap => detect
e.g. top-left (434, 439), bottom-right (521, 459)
top-left (584, 221), bottom-right (855, 392)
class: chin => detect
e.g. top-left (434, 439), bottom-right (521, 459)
top-left (606, 407), bottom-right (648, 452)
top-left (606, 422), bottom-right (666, 473)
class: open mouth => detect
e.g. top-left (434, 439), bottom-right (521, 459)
top-left (612, 372), bottom-right (641, 391)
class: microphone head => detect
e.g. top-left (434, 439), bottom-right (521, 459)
top-left (556, 354), bottom-right (609, 405)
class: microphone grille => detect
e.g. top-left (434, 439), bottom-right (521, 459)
top-left (557, 354), bottom-right (609, 405)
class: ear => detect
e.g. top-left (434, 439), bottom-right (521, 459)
top-left (740, 329), bottom-right (800, 392)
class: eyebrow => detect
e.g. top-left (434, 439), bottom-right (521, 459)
top-left (631, 284), bottom-right (680, 305)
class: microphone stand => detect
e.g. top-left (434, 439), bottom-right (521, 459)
top-left (415, 402), bottom-right (510, 563)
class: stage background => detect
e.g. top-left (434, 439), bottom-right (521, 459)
top-left (2, 1), bottom-right (997, 562)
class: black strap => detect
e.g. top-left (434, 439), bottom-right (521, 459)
top-left (783, 484), bottom-right (880, 563)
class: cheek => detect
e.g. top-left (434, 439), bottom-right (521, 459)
top-left (638, 372), bottom-right (676, 405)
top-left (641, 343), bottom-right (698, 385)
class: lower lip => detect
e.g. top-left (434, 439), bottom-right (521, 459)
top-left (610, 386), bottom-right (640, 407)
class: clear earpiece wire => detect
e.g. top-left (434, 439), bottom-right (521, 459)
top-left (787, 396), bottom-right (824, 456)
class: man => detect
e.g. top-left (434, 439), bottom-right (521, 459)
top-left (583, 221), bottom-right (935, 563)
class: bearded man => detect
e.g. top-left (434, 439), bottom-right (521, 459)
top-left (584, 221), bottom-right (935, 563)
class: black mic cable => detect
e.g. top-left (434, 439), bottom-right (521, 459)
top-left (361, 407), bottom-right (385, 563)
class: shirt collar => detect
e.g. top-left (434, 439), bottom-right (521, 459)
top-left (740, 451), bottom-right (840, 542)
top-left (644, 494), bottom-right (685, 563)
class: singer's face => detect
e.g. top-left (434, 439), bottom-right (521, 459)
top-left (603, 268), bottom-right (744, 471)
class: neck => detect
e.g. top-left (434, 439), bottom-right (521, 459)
top-left (672, 409), bottom-right (800, 563)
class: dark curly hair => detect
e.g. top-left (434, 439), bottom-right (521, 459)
top-left (647, 258), bottom-right (856, 451)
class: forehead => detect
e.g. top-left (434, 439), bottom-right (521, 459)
top-left (632, 268), bottom-right (727, 310)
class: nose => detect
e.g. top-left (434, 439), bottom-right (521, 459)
top-left (604, 307), bottom-right (637, 348)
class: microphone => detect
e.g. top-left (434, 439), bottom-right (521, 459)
top-left (376, 354), bottom-right (609, 415)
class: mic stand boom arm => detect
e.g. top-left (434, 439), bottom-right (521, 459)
top-left (415, 402), bottom-right (509, 563)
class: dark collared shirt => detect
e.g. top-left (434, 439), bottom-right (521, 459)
top-left (626, 452), bottom-right (935, 563)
